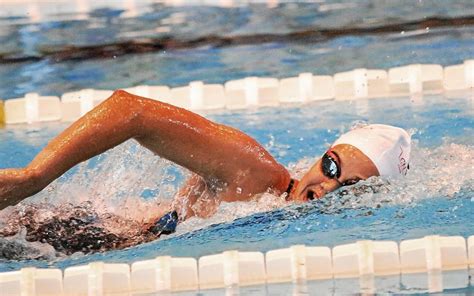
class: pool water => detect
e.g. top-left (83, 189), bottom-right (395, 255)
top-left (0, 94), bottom-right (472, 271)
top-left (0, 1), bottom-right (473, 294)
top-left (1, 1), bottom-right (474, 99)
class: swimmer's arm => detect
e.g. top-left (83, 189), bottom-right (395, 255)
top-left (0, 90), bottom-right (289, 210)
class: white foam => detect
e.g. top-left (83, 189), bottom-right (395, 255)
top-left (1, 135), bottom-right (471, 259)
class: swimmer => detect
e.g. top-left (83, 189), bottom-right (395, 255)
top-left (0, 90), bottom-right (411, 224)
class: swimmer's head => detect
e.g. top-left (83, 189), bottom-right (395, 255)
top-left (290, 124), bottom-right (411, 202)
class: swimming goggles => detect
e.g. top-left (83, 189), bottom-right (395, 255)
top-left (322, 151), bottom-right (361, 186)
top-left (321, 151), bottom-right (341, 179)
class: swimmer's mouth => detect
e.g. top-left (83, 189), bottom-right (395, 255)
top-left (307, 189), bottom-right (317, 201)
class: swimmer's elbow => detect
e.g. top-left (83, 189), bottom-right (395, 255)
top-left (111, 89), bottom-right (131, 98)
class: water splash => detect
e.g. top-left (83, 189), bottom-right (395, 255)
top-left (29, 140), bottom-right (179, 222)
top-left (307, 141), bottom-right (474, 213)
top-left (173, 140), bottom-right (474, 240)
top-left (0, 228), bottom-right (56, 261)
top-left (0, 139), bottom-right (472, 260)
top-left (0, 141), bottom-right (180, 259)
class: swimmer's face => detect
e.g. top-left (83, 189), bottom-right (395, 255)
top-left (290, 144), bottom-right (379, 202)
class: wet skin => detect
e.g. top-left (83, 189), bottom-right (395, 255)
top-left (0, 90), bottom-right (379, 220)
top-left (289, 144), bottom-right (379, 202)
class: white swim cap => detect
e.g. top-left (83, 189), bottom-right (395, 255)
top-left (332, 124), bottom-right (411, 177)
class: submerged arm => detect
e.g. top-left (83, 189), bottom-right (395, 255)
top-left (0, 90), bottom-right (289, 210)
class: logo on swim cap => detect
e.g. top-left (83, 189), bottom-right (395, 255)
top-left (398, 146), bottom-right (409, 176)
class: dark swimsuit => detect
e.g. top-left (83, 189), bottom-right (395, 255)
top-left (149, 211), bottom-right (179, 235)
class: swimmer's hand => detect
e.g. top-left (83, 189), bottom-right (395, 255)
top-left (0, 169), bottom-right (39, 210)
top-left (148, 211), bottom-right (179, 236)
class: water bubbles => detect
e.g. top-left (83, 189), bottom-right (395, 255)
top-left (350, 120), bottom-right (370, 130)
top-left (1, 130), bottom-right (472, 261)
top-left (0, 227), bottom-right (56, 261)
top-left (265, 134), bottom-right (290, 158)
top-left (28, 140), bottom-right (181, 221)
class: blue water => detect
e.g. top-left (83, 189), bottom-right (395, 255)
top-left (0, 95), bottom-right (473, 296)
top-left (1, 95), bottom-right (472, 268)
top-left (0, 1), bottom-right (473, 294)
top-left (1, 27), bottom-right (473, 100)
top-left (0, 1), bottom-right (474, 99)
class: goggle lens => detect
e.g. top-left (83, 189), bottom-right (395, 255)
top-left (322, 152), bottom-right (341, 179)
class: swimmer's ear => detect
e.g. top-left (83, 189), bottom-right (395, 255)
top-left (148, 211), bottom-right (179, 236)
